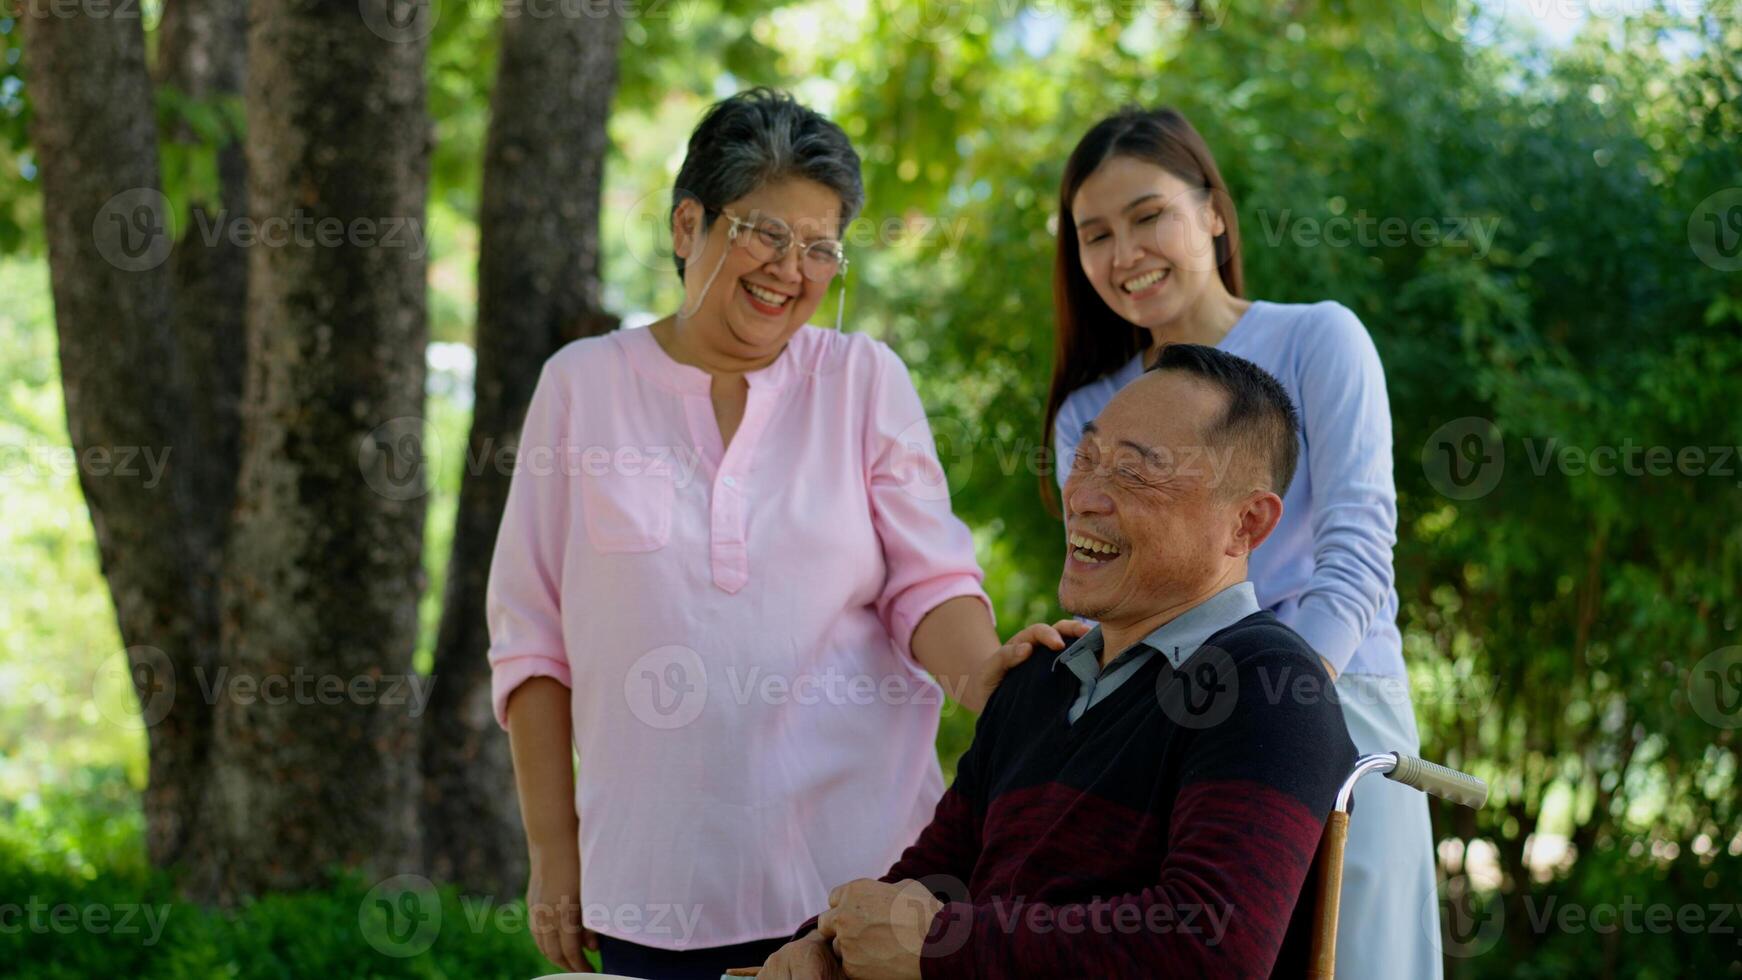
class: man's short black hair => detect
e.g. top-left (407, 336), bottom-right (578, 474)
top-left (1145, 343), bottom-right (1300, 496)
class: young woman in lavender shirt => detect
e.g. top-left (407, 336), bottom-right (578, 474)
top-left (1044, 107), bottom-right (1441, 980)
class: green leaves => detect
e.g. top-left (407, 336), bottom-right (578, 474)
top-left (153, 86), bottom-right (242, 220)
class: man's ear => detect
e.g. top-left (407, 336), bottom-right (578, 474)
top-left (1230, 489), bottom-right (1284, 558)
top-left (672, 198), bottom-right (705, 263)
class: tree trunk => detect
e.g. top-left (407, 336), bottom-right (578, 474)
top-left (21, 0), bottom-right (216, 876)
top-left (154, 0), bottom-right (251, 653)
top-left (419, 9), bottom-right (622, 896)
top-left (193, 0), bottom-right (432, 902)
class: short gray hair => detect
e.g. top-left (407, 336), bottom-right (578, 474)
top-left (670, 88), bottom-right (865, 279)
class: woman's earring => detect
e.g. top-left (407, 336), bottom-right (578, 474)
top-left (677, 222), bottom-right (731, 322)
top-left (833, 268), bottom-right (848, 331)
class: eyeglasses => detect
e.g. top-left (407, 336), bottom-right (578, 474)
top-left (708, 208), bottom-right (848, 283)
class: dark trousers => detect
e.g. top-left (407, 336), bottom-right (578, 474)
top-left (595, 933), bottom-right (790, 980)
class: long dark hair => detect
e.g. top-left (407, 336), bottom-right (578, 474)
top-left (1041, 107), bottom-right (1244, 515)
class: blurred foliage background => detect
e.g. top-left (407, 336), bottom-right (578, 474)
top-left (2, 0), bottom-right (1740, 976)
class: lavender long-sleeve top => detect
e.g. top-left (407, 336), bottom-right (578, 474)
top-left (1054, 300), bottom-right (1404, 678)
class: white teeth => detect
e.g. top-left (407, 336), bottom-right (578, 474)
top-left (1121, 269), bottom-right (1169, 293)
top-left (744, 282), bottom-right (790, 306)
top-left (1068, 532), bottom-right (1122, 558)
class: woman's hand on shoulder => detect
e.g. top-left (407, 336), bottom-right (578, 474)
top-left (968, 619), bottom-right (1092, 712)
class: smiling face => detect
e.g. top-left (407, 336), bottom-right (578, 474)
top-left (1058, 370), bottom-right (1282, 626)
top-left (672, 176), bottom-right (842, 360)
top-left (1071, 155), bottom-right (1229, 331)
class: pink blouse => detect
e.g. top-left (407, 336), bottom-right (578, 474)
top-left (485, 324), bottom-right (993, 949)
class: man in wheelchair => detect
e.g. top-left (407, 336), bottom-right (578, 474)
top-left (756, 344), bottom-right (1359, 979)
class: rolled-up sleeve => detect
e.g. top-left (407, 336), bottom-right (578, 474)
top-left (485, 359), bottom-right (575, 730)
top-left (1290, 304), bottom-right (1399, 674)
top-left (863, 342), bottom-right (993, 660)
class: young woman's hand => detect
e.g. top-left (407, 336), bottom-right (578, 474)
top-left (968, 619), bottom-right (1093, 711)
top-left (751, 931), bottom-right (845, 980)
top-left (526, 842), bottom-right (595, 973)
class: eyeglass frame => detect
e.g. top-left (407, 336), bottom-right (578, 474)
top-left (703, 206), bottom-right (850, 283)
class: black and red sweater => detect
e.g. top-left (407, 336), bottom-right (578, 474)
top-left (803, 610), bottom-right (1357, 979)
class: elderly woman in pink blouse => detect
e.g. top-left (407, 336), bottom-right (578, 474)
top-left (485, 89), bottom-right (1081, 979)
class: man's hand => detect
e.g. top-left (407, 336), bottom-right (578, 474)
top-left (817, 878), bottom-right (943, 980)
top-left (752, 931), bottom-right (846, 980)
top-left (966, 619), bottom-right (1092, 712)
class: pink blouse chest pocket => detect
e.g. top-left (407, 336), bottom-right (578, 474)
top-left (578, 455), bottom-right (675, 553)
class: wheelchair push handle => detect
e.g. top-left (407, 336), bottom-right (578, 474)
top-left (1385, 753), bottom-right (1488, 809)
top-left (1333, 752), bottom-right (1486, 812)
top-left (1310, 752), bottom-right (1487, 979)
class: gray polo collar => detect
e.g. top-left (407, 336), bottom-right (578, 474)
top-left (1051, 581), bottom-right (1261, 673)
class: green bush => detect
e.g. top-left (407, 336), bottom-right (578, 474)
top-left (0, 818), bottom-right (577, 980)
